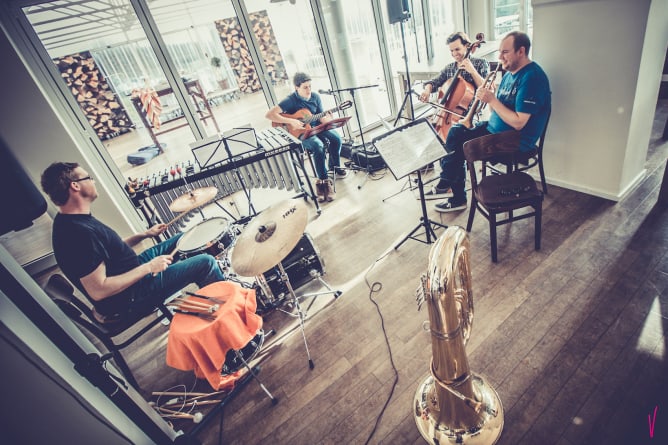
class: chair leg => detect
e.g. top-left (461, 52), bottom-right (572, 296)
top-left (539, 160), bottom-right (548, 194)
top-left (110, 351), bottom-right (140, 389)
top-left (535, 201), bottom-right (543, 251)
top-left (489, 213), bottom-right (498, 263)
top-left (466, 200), bottom-right (476, 231)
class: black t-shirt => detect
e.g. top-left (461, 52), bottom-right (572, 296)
top-left (52, 213), bottom-right (140, 315)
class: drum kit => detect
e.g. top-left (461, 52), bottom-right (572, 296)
top-left (167, 186), bottom-right (341, 371)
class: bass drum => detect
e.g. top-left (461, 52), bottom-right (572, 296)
top-left (255, 232), bottom-right (325, 312)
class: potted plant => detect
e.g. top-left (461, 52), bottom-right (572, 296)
top-left (210, 56), bottom-right (229, 90)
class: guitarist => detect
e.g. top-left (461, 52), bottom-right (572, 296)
top-left (266, 72), bottom-right (346, 203)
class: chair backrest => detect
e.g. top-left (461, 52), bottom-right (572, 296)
top-left (464, 130), bottom-right (523, 164)
top-left (535, 106), bottom-right (551, 156)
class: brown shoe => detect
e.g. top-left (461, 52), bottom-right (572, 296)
top-left (315, 179), bottom-right (326, 203)
top-left (324, 179), bottom-right (335, 202)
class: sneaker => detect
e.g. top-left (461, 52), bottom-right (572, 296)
top-left (434, 199), bottom-right (467, 213)
top-left (334, 167), bottom-right (348, 178)
top-left (423, 185), bottom-right (453, 200)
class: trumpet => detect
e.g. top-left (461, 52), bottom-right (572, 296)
top-left (459, 63), bottom-right (502, 129)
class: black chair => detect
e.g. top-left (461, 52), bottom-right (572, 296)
top-left (464, 131), bottom-right (544, 262)
top-left (43, 273), bottom-right (172, 389)
top-left (483, 108), bottom-right (551, 194)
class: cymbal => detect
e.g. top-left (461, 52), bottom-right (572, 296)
top-left (169, 186), bottom-right (218, 212)
top-left (231, 199), bottom-right (309, 277)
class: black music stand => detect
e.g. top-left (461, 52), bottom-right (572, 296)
top-left (372, 118), bottom-right (448, 248)
top-left (393, 13), bottom-right (415, 126)
top-left (324, 84), bottom-right (379, 189)
top-left (191, 127), bottom-right (262, 216)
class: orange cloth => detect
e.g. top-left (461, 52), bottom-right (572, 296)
top-left (166, 281), bottom-right (262, 390)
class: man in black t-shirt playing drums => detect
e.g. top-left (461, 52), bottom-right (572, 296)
top-left (40, 162), bottom-right (225, 319)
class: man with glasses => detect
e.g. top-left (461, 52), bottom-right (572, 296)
top-left (40, 162), bottom-right (225, 320)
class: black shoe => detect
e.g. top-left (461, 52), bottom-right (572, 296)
top-left (434, 199), bottom-right (467, 213)
top-left (334, 167), bottom-right (348, 178)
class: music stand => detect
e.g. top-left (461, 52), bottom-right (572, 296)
top-left (372, 118), bottom-right (448, 248)
top-left (191, 126), bottom-right (262, 216)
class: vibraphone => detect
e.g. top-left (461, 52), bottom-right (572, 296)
top-left (127, 127), bottom-right (318, 236)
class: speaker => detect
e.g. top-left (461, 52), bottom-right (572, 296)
top-left (387, 0), bottom-right (410, 24)
top-left (0, 138), bottom-right (47, 236)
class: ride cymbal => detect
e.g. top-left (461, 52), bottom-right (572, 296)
top-left (169, 186), bottom-right (218, 212)
top-left (231, 199), bottom-right (309, 277)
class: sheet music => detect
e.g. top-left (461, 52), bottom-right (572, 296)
top-left (372, 118), bottom-right (447, 180)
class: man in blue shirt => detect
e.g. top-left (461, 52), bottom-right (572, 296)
top-left (266, 72), bottom-right (345, 202)
top-left (433, 31), bottom-right (551, 212)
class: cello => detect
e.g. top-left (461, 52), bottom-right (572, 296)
top-left (430, 33), bottom-right (486, 141)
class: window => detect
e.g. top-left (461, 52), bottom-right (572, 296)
top-left (492, 0), bottom-right (533, 40)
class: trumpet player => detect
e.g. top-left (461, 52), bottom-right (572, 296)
top-left (433, 31), bottom-right (551, 213)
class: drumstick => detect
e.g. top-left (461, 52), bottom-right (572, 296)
top-left (165, 210), bottom-right (193, 227)
top-left (170, 299), bottom-right (219, 313)
top-left (171, 308), bottom-right (216, 321)
top-left (185, 290), bottom-right (225, 304)
top-left (171, 297), bottom-right (213, 309)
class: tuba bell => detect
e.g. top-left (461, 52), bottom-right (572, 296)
top-left (413, 226), bottom-right (504, 444)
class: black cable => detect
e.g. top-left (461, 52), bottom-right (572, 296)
top-left (360, 250), bottom-right (400, 445)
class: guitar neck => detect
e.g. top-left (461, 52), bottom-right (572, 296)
top-left (302, 106), bottom-right (340, 123)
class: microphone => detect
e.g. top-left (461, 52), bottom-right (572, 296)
top-left (318, 89), bottom-right (332, 95)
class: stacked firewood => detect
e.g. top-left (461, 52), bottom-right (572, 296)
top-left (215, 10), bottom-right (288, 93)
top-left (54, 51), bottom-right (133, 140)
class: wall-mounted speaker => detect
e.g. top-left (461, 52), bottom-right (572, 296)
top-left (387, 0), bottom-right (410, 24)
top-left (0, 138), bottom-right (47, 236)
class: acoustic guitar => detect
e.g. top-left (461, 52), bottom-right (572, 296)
top-left (273, 100), bottom-right (352, 139)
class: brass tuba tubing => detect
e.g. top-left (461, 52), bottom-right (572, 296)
top-left (459, 63), bottom-right (502, 129)
top-left (413, 227), bottom-right (504, 444)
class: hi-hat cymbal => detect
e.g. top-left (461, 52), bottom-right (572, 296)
top-left (231, 199), bottom-right (309, 277)
top-left (169, 186), bottom-right (218, 212)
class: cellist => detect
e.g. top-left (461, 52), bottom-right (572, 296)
top-left (418, 32), bottom-right (489, 199)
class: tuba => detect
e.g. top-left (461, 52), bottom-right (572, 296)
top-left (413, 227), bottom-right (504, 444)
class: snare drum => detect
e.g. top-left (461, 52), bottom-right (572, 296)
top-left (177, 217), bottom-right (235, 259)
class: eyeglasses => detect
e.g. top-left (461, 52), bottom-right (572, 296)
top-left (72, 176), bottom-right (93, 182)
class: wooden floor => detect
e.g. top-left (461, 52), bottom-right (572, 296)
top-left (116, 101), bottom-right (668, 445)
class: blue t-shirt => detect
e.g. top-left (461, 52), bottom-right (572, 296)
top-left (487, 62), bottom-right (551, 152)
top-left (278, 91), bottom-right (325, 126)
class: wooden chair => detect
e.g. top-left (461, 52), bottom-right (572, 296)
top-left (464, 131), bottom-right (544, 262)
top-left (43, 273), bottom-right (172, 389)
top-left (483, 108), bottom-right (551, 194)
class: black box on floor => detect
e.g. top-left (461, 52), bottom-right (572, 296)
top-left (342, 143), bottom-right (386, 172)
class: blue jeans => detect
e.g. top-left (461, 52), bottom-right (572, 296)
top-left (440, 122), bottom-right (491, 204)
top-left (301, 129), bottom-right (342, 179)
top-left (129, 233), bottom-right (225, 314)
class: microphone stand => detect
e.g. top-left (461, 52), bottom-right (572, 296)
top-left (323, 84), bottom-right (379, 190)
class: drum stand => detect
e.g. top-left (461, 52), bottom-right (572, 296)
top-left (268, 263), bottom-right (341, 369)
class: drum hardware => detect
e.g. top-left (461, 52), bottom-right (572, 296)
top-left (231, 199), bottom-right (341, 369)
top-left (221, 328), bottom-right (278, 405)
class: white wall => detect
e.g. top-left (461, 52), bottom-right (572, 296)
top-left (534, 0), bottom-right (666, 199)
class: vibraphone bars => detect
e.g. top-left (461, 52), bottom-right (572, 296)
top-left (126, 127), bottom-right (318, 236)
